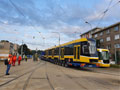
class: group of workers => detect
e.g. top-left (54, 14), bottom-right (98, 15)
top-left (5, 54), bottom-right (36, 75)
top-left (6, 54), bottom-right (22, 75)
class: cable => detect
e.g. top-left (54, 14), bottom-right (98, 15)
top-left (109, 1), bottom-right (120, 10)
top-left (9, 0), bottom-right (47, 49)
top-left (96, 0), bottom-right (120, 27)
top-left (96, 0), bottom-right (113, 27)
top-left (9, 0), bottom-right (41, 35)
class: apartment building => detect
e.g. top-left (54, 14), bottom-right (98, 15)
top-left (92, 22), bottom-right (120, 62)
top-left (0, 40), bottom-right (19, 55)
top-left (80, 27), bottom-right (102, 38)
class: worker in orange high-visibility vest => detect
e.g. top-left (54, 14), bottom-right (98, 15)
top-left (18, 55), bottom-right (22, 65)
top-left (6, 54), bottom-right (13, 75)
top-left (12, 54), bottom-right (17, 66)
top-left (9, 54), bottom-right (12, 57)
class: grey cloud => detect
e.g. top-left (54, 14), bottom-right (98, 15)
top-left (0, 0), bottom-right (91, 31)
top-left (0, 0), bottom-right (120, 35)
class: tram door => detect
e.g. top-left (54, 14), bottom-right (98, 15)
top-left (46, 51), bottom-right (48, 57)
top-left (74, 45), bottom-right (80, 61)
top-left (52, 50), bottom-right (54, 57)
top-left (61, 48), bottom-right (64, 59)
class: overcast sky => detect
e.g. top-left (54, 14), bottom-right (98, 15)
top-left (0, 0), bottom-right (120, 50)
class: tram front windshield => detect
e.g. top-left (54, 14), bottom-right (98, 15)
top-left (88, 40), bottom-right (97, 57)
top-left (81, 39), bottom-right (98, 57)
top-left (98, 51), bottom-right (109, 60)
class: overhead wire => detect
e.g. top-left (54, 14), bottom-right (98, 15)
top-left (9, 0), bottom-right (47, 48)
top-left (108, 0), bottom-right (120, 10)
top-left (9, 0), bottom-right (92, 38)
top-left (96, 0), bottom-right (113, 27)
top-left (96, 0), bottom-right (120, 27)
top-left (8, 0), bottom-right (120, 46)
top-left (9, 0), bottom-right (42, 36)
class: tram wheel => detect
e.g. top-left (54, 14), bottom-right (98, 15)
top-left (65, 62), bottom-right (68, 68)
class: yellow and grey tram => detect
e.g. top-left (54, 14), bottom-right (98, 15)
top-left (44, 38), bottom-right (99, 67)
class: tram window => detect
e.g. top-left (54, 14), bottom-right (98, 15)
top-left (45, 51), bottom-right (47, 56)
top-left (64, 47), bottom-right (73, 55)
top-left (54, 48), bottom-right (59, 55)
top-left (74, 47), bottom-right (76, 59)
top-left (49, 50), bottom-right (52, 55)
top-left (81, 45), bottom-right (90, 56)
top-left (54, 48), bottom-right (57, 55)
top-left (81, 42), bottom-right (89, 56)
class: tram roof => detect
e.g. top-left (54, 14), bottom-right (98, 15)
top-left (45, 38), bottom-right (88, 51)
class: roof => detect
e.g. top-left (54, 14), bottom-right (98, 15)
top-left (81, 27), bottom-right (102, 36)
top-left (92, 22), bottom-right (120, 35)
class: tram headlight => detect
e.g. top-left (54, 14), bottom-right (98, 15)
top-left (98, 60), bottom-right (103, 64)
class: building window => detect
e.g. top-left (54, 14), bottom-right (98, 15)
top-left (106, 44), bottom-right (111, 49)
top-left (100, 39), bottom-right (104, 43)
top-left (0, 43), bottom-right (4, 49)
top-left (114, 44), bottom-right (120, 48)
top-left (106, 37), bottom-right (111, 41)
top-left (95, 34), bottom-right (98, 38)
top-left (106, 29), bottom-right (110, 34)
top-left (114, 26), bottom-right (119, 31)
top-left (0, 45), bottom-right (4, 49)
top-left (114, 34), bottom-right (120, 40)
top-left (100, 32), bottom-right (103, 36)
top-left (100, 45), bottom-right (104, 48)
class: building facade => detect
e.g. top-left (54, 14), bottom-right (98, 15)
top-left (92, 22), bottom-right (120, 63)
top-left (0, 40), bottom-right (19, 55)
top-left (80, 27), bottom-right (102, 38)
top-left (13, 44), bottom-right (19, 55)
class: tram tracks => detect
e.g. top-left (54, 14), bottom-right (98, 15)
top-left (56, 64), bottom-right (120, 89)
top-left (23, 61), bottom-right (55, 90)
top-left (45, 62), bottom-right (54, 90)
top-left (23, 62), bottom-right (45, 90)
top-left (0, 61), bottom-right (55, 90)
top-left (0, 61), bottom-right (45, 88)
top-left (56, 65), bottom-right (87, 90)
top-left (79, 68), bottom-right (120, 76)
top-left (0, 61), bottom-right (41, 78)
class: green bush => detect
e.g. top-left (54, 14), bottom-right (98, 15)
top-left (110, 64), bottom-right (120, 68)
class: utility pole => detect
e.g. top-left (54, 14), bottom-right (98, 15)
top-left (42, 37), bottom-right (45, 48)
top-left (52, 32), bottom-right (60, 60)
top-left (59, 34), bottom-right (60, 60)
top-left (36, 48), bottom-right (37, 53)
top-left (21, 40), bottom-right (23, 57)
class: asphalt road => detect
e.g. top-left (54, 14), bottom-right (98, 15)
top-left (0, 59), bottom-right (120, 90)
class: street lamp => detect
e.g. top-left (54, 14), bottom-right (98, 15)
top-left (85, 21), bottom-right (92, 30)
top-left (37, 32), bottom-right (46, 49)
top-left (52, 32), bottom-right (60, 60)
top-left (42, 37), bottom-right (45, 47)
top-left (21, 40), bottom-right (23, 58)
